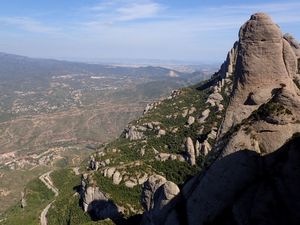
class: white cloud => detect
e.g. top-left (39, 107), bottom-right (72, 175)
top-left (0, 17), bottom-right (60, 34)
top-left (88, 1), bottom-right (115, 11)
top-left (1, 1), bottom-right (300, 62)
top-left (83, 0), bottom-right (164, 25)
top-left (116, 2), bottom-right (163, 21)
top-left (72, 1), bottom-right (300, 62)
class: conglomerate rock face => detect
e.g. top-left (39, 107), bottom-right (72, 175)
top-left (220, 12), bottom-right (298, 136)
top-left (217, 13), bottom-right (300, 157)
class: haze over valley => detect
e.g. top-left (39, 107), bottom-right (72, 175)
top-left (0, 51), bottom-right (211, 214)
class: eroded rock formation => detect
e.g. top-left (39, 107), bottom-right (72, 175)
top-left (140, 13), bottom-right (300, 225)
top-left (220, 12), bottom-right (299, 135)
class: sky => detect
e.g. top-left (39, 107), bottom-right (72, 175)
top-left (0, 0), bottom-right (299, 64)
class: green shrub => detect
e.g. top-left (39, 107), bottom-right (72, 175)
top-left (150, 160), bottom-right (200, 185)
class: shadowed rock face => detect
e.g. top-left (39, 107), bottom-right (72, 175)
top-left (284, 33), bottom-right (300, 58)
top-left (141, 135), bottom-right (300, 225)
top-left (185, 135), bottom-right (300, 225)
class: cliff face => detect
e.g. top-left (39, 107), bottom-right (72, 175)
top-left (141, 13), bottom-right (300, 225)
top-left (217, 13), bottom-right (300, 157)
top-left (220, 13), bottom-right (299, 136)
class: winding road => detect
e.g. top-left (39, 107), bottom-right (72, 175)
top-left (39, 171), bottom-right (58, 225)
top-left (39, 168), bottom-right (80, 225)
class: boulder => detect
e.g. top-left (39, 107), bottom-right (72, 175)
top-left (124, 126), bottom-right (144, 141)
top-left (82, 186), bottom-right (108, 212)
top-left (188, 107), bottom-right (197, 115)
top-left (153, 181), bottom-right (180, 211)
top-left (125, 179), bottom-right (138, 188)
top-left (200, 140), bottom-right (211, 156)
top-left (187, 116), bottom-right (195, 125)
top-left (185, 137), bottom-right (196, 165)
top-left (106, 167), bottom-right (116, 178)
top-left (157, 129), bottom-right (166, 136)
top-left (182, 109), bottom-right (189, 117)
top-left (198, 109), bottom-right (210, 124)
top-left (112, 171), bottom-right (122, 185)
top-left (138, 174), bottom-right (149, 185)
top-left (141, 175), bottom-right (167, 211)
top-left (21, 191), bottom-right (26, 208)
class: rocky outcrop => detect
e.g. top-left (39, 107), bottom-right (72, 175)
top-left (141, 175), bottom-right (167, 211)
top-left (80, 174), bottom-right (122, 220)
top-left (284, 33), bottom-right (300, 58)
top-left (124, 126), bottom-right (144, 141)
top-left (198, 109), bottom-right (210, 124)
top-left (185, 137), bottom-right (196, 165)
top-left (215, 13), bottom-right (300, 158)
top-left (82, 185), bottom-right (108, 212)
top-left (81, 174), bottom-right (105, 212)
top-left (219, 87), bottom-right (300, 157)
top-left (199, 140), bottom-right (211, 156)
top-left (144, 102), bottom-right (161, 115)
top-left (186, 116), bottom-right (195, 125)
top-left (142, 180), bottom-right (180, 225)
top-left (20, 191), bottom-right (26, 208)
top-left (183, 135), bottom-right (300, 225)
top-left (140, 135), bottom-right (300, 225)
top-left (89, 155), bottom-right (99, 171)
top-left (139, 13), bottom-right (300, 225)
top-left (220, 13), bottom-right (299, 135)
top-left (112, 170), bottom-right (122, 185)
top-left (206, 92), bottom-right (223, 107)
top-left (284, 33), bottom-right (300, 85)
top-left (143, 90), bottom-right (181, 115)
top-left (155, 152), bottom-right (185, 162)
top-left (157, 129), bottom-right (166, 137)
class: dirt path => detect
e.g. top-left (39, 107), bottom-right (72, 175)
top-left (39, 171), bottom-right (58, 225)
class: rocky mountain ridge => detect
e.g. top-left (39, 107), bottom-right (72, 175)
top-left (80, 12), bottom-right (300, 225)
top-left (140, 12), bottom-right (300, 225)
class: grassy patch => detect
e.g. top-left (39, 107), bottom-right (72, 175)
top-left (0, 178), bottom-right (54, 225)
top-left (149, 160), bottom-right (201, 185)
top-left (93, 173), bottom-right (143, 215)
top-left (251, 100), bottom-right (291, 121)
top-left (47, 169), bottom-right (86, 225)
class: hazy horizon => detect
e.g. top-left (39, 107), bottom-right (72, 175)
top-left (0, 0), bottom-right (300, 63)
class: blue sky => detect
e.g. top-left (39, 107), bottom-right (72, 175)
top-left (0, 0), bottom-right (299, 63)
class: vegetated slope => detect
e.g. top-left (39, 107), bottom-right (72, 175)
top-left (0, 177), bottom-right (54, 225)
top-left (41, 62), bottom-right (232, 224)
top-left (0, 69), bottom-right (231, 224)
top-left (0, 52), bottom-right (211, 214)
